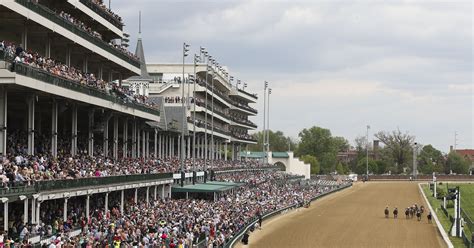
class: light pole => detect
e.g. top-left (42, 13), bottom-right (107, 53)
top-left (413, 142), bottom-right (418, 179)
top-left (262, 81), bottom-right (268, 165)
top-left (366, 125), bottom-right (370, 178)
top-left (209, 59), bottom-right (216, 171)
top-left (203, 51), bottom-right (209, 182)
top-left (267, 88), bottom-right (272, 156)
top-left (192, 52), bottom-right (200, 183)
top-left (181, 42), bottom-right (190, 186)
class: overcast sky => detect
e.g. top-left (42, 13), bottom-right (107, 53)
top-left (113, 0), bottom-right (473, 152)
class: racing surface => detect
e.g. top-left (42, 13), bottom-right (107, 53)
top-left (237, 182), bottom-right (446, 248)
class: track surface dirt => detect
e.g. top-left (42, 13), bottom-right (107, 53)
top-left (237, 182), bottom-right (446, 248)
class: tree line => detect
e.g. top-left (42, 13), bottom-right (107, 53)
top-left (249, 126), bottom-right (472, 175)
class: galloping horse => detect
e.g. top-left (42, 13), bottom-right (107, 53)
top-left (385, 207), bottom-right (389, 218)
top-left (416, 210), bottom-right (422, 221)
top-left (427, 212), bottom-right (432, 223)
top-left (405, 208), bottom-right (410, 219)
top-left (393, 208), bottom-right (398, 219)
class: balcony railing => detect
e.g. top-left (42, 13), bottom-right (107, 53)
top-left (237, 88), bottom-right (258, 100)
top-left (188, 118), bottom-right (231, 136)
top-left (231, 133), bottom-right (257, 142)
top-left (0, 173), bottom-right (172, 196)
top-left (15, 0), bottom-right (139, 68)
top-left (231, 100), bottom-right (258, 114)
top-left (12, 62), bottom-right (160, 116)
top-left (79, 0), bottom-right (123, 30)
top-left (35, 173), bottom-right (172, 192)
top-left (195, 101), bottom-right (229, 120)
top-left (231, 117), bottom-right (257, 128)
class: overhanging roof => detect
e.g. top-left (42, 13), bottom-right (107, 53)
top-left (171, 181), bottom-right (242, 193)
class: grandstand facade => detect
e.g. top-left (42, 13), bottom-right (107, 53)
top-left (0, 1), bottom-right (266, 245)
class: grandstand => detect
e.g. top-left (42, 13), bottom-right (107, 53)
top-left (0, 1), bottom-right (342, 247)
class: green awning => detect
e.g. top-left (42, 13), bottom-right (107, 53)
top-left (171, 181), bottom-right (241, 193)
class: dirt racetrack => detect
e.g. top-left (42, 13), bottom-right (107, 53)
top-left (237, 182), bottom-right (446, 248)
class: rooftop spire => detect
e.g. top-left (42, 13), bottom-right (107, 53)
top-left (130, 10), bottom-right (151, 80)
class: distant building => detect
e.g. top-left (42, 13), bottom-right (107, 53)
top-left (337, 140), bottom-right (380, 164)
top-left (453, 149), bottom-right (474, 168)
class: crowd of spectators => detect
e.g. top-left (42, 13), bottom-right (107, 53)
top-left (1, 41), bottom-right (152, 108)
top-left (89, 0), bottom-right (123, 25)
top-left (13, 171), bottom-right (344, 247)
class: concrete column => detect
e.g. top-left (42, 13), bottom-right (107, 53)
top-left (224, 143), bottom-right (228, 161)
top-left (168, 184), bottom-right (171, 198)
top-left (137, 126), bottom-right (141, 158)
top-left (27, 95), bottom-right (35, 155)
top-left (88, 110), bottom-right (94, 156)
top-left (146, 187), bottom-right (149, 206)
top-left (142, 130), bottom-right (146, 158)
top-left (134, 188), bottom-right (138, 204)
top-left (0, 87), bottom-right (6, 156)
top-left (65, 46), bottom-right (71, 67)
top-left (177, 136), bottom-right (181, 159)
top-left (21, 25), bottom-right (28, 50)
top-left (154, 129), bottom-right (158, 158)
top-left (120, 190), bottom-right (124, 214)
top-left (187, 136), bottom-right (191, 159)
top-left (105, 192), bottom-right (109, 212)
top-left (82, 55), bottom-right (88, 73)
top-left (146, 131), bottom-right (150, 158)
top-left (232, 143), bottom-right (235, 161)
top-left (154, 185), bottom-right (157, 200)
top-left (217, 142), bottom-right (221, 160)
top-left (200, 136), bottom-right (204, 159)
top-left (161, 185), bottom-right (165, 199)
top-left (45, 36), bottom-right (51, 58)
top-left (113, 116), bottom-right (118, 159)
top-left (123, 119), bottom-right (128, 158)
top-left (30, 198), bottom-right (35, 224)
top-left (36, 201), bottom-right (41, 224)
top-left (71, 104), bottom-right (78, 156)
top-left (158, 133), bottom-right (162, 158)
top-left (23, 198), bottom-right (28, 224)
top-left (86, 195), bottom-right (90, 221)
top-left (98, 65), bottom-right (104, 80)
top-left (63, 198), bottom-right (68, 222)
top-left (132, 121), bottom-right (137, 158)
top-left (168, 135), bottom-right (172, 158)
top-left (3, 200), bottom-right (8, 232)
top-left (51, 100), bottom-right (58, 158)
top-left (103, 118), bottom-right (109, 157)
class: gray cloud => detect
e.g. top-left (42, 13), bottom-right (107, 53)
top-left (113, 0), bottom-right (473, 152)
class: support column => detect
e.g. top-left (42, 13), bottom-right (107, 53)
top-left (132, 121), bottom-right (137, 158)
top-left (65, 46), bottom-right (71, 67)
top-left (2, 200), bottom-right (8, 232)
top-left (146, 131), bottom-right (150, 158)
top-left (187, 136), bottom-right (191, 159)
top-left (27, 95), bottom-right (35, 155)
top-left (82, 55), bottom-right (88, 73)
top-left (158, 133), bottom-right (162, 158)
top-left (88, 109), bottom-right (94, 156)
top-left (177, 136), bottom-right (181, 158)
top-left (23, 197), bottom-right (28, 224)
top-left (142, 130), bottom-right (146, 158)
top-left (30, 198), bottom-right (35, 224)
top-left (51, 100), bottom-right (58, 158)
top-left (113, 116), bottom-right (118, 159)
top-left (36, 201), bottom-right (41, 224)
top-left (71, 104), bottom-right (78, 156)
top-left (168, 184), bottom-right (171, 198)
top-left (137, 126), bottom-right (141, 158)
top-left (200, 136), bottom-right (204, 159)
top-left (21, 25), bottom-right (28, 50)
top-left (232, 143), bottom-right (235, 161)
top-left (161, 185), bottom-right (165, 199)
top-left (105, 192), bottom-right (109, 212)
top-left (134, 188), bottom-right (138, 204)
top-left (120, 190), bottom-right (124, 214)
top-left (0, 87), bottom-right (6, 156)
top-left (168, 135), bottom-right (172, 158)
top-left (45, 36), bottom-right (51, 58)
top-left (86, 195), bottom-right (90, 221)
top-left (63, 198), bottom-right (68, 222)
top-left (154, 129), bottom-right (158, 158)
top-left (103, 118), bottom-right (109, 157)
top-left (123, 119), bottom-right (128, 158)
top-left (217, 142), bottom-right (221, 160)
top-left (154, 185), bottom-right (157, 200)
top-left (224, 143), bottom-right (228, 161)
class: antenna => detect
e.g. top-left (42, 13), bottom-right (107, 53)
top-left (139, 11), bottom-right (142, 35)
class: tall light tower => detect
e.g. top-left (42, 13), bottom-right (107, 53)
top-left (262, 81), bottom-right (268, 164)
top-left (180, 42), bottom-right (189, 186)
top-left (267, 88), bottom-right (272, 157)
top-left (413, 142), bottom-right (418, 179)
top-left (366, 125), bottom-right (370, 177)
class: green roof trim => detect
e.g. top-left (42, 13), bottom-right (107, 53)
top-left (171, 181), bottom-right (241, 193)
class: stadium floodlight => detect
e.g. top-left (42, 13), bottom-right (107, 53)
top-left (366, 125), bottom-right (370, 178)
top-left (181, 42), bottom-right (190, 186)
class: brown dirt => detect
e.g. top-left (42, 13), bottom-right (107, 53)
top-left (236, 182), bottom-right (446, 248)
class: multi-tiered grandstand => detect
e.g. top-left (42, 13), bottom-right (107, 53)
top-left (0, 1), bottom-right (334, 247)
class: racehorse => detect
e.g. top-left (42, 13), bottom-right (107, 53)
top-left (393, 208), bottom-right (398, 219)
top-left (420, 205), bottom-right (425, 215)
top-left (385, 207), bottom-right (389, 218)
top-left (409, 207), bottom-right (415, 219)
top-left (427, 212), bottom-right (432, 223)
top-left (416, 210), bottom-right (422, 221)
top-left (405, 208), bottom-right (410, 219)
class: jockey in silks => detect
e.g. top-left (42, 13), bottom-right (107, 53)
top-left (385, 206), bottom-right (389, 218)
